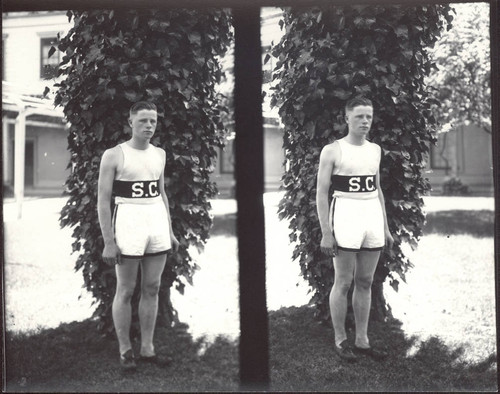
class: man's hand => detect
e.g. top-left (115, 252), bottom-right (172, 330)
top-left (320, 232), bottom-right (338, 257)
top-left (171, 235), bottom-right (180, 252)
top-left (102, 242), bottom-right (121, 266)
top-left (385, 229), bottom-right (394, 249)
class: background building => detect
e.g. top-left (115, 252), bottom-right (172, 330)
top-left (427, 125), bottom-right (493, 195)
top-left (3, 11), bottom-right (70, 196)
top-left (2, 9), bottom-right (493, 199)
top-left (259, 7), bottom-right (493, 196)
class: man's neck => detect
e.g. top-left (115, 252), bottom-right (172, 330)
top-left (127, 137), bottom-right (150, 150)
top-left (345, 133), bottom-right (366, 146)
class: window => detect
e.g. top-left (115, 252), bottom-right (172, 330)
top-left (40, 37), bottom-right (60, 79)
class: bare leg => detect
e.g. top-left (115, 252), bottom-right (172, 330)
top-left (330, 250), bottom-right (356, 347)
top-left (139, 253), bottom-right (167, 357)
top-left (353, 250), bottom-right (380, 348)
top-left (113, 258), bottom-right (140, 355)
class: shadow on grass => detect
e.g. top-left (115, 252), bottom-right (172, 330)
top-left (6, 306), bottom-right (497, 392)
top-left (5, 320), bottom-right (239, 392)
top-left (424, 210), bottom-right (493, 238)
top-left (268, 306), bottom-right (497, 392)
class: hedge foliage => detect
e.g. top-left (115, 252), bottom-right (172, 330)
top-left (271, 5), bottom-right (453, 323)
top-left (53, 9), bottom-right (232, 333)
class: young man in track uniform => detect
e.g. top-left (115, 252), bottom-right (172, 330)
top-left (316, 97), bottom-right (394, 362)
top-left (98, 101), bottom-right (179, 371)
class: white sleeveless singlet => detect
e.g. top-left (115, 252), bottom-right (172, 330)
top-left (114, 142), bottom-right (164, 205)
top-left (332, 138), bottom-right (381, 200)
top-left (329, 138), bottom-right (385, 251)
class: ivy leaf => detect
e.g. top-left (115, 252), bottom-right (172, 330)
top-left (332, 88), bottom-right (351, 100)
top-left (188, 31), bottom-right (201, 45)
top-left (124, 90), bottom-right (138, 101)
top-left (48, 45), bottom-right (57, 58)
top-left (395, 25), bottom-right (409, 37)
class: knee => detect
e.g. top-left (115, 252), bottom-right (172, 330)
top-left (354, 276), bottom-right (373, 291)
top-left (333, 277), bottom-right (353, 296)
top-left (142, 281), bottom-right (161, 298)
top-left (115, 284), bottom-right (135, 303)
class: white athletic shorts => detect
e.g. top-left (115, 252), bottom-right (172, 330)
top-left (329, 197), bottom-right (384, 252)
top-left (113, 202), bottom-right (171, 258)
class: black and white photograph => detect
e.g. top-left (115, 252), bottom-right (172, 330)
top-left (2, 0), bottom-right (498, 392)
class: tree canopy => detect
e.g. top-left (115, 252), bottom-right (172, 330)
top-left (427, 3), bottom-right (491, 134)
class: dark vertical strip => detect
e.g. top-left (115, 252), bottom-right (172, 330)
top-left (490, 0), bottom-right (500, 391)
top-left (233, 6), bottom-right (269, 390)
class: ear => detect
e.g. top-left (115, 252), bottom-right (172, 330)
top-left (345, 115), bottom-right (349, 123)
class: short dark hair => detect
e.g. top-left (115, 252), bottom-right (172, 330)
top-left (129, 101), bottom-right (157, 116)
top-left (345, 96), bottom-right (373, 113)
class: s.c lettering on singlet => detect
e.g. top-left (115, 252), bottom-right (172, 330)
top-left (113, 142), bottom-right (164, 205)
top-left (331, 138), bottom-right (381, 200)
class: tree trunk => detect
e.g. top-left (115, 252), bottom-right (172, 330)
top-left (157, 285), bottom-right (179, 328)
top-left (371, 262), bottom-right (392, 322)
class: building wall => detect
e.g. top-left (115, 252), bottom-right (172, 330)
top-left (4, 121), bottom-right (70, 190)
top-left (28, 125), bottom-right (70, 188)
top-left (211, 136), bottom-right (235, 198)
top-left (3, 12), bottom-right (72, 195)
top-left (264, 125), bottom-right (285, 190)
top-left (426, 124), bottom-right (493, 195)
top-left (210, 124), bottom-right (286, 196)
top-left (2, 11), bottom-right (70, 95)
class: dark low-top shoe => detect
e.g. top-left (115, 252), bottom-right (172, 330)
top-left (120, 349), bottom-right (137, 371)
top-left (139, 353), bottom-right (173, 367)
top-left (353, 345), bottom-right (388, 360)
top-left (334, 340), bottom-right (358, 362)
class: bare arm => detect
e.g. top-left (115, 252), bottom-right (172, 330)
top-left (316, 143), bottom-right (338, 257)
top-left (375, 148), bottom-right (394, 249)
top-left (159, 149), bottom-right (179, 251)
top-left (97, 148), bottom-right (121, 265)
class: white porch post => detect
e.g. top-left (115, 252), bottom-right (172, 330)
top-left (14, 108), bottom-right (27, 219)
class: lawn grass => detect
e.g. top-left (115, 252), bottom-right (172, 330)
top-left (386, 233), bottom-right (496, 364)
top-left (5, 320), bottom-right (239, 392)
top-left (5, 306), bottom-right (496, 392)
top-left (424, 209), bottom-right (494, 237)
top-left (3, 197), bottom-right (497, 391)
top-left (269, 306), bottom-right (497, 392)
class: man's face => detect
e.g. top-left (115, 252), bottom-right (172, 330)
top-left (345, 105), bottom-right (373, 137)
top-left (129, 109), bottom-right (158, 140)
